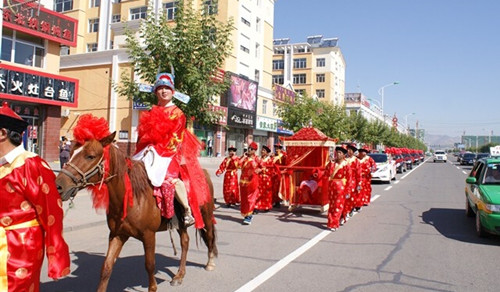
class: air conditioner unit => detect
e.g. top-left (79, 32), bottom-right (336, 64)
top-left (61, 109), bottom-right (70, 117)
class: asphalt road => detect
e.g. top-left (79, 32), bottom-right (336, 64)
top-left (40, 157), bottom-right (500, 292)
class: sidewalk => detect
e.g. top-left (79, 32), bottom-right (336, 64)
top-left (50, 157), bottom-right (225, 233)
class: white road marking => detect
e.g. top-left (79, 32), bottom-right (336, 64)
top-left (384, 186), bottom-right (392, 191)
top-left (236, 192), bottom-right (383, 291)
top-left (394, 181), bottom-right (400, 184)
top-left (462, 171), bottom-right (468, 175)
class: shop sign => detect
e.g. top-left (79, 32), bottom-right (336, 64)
top-left (256, 116), bottom-right (277, 132)
top-left (227, 108), bottom-right (255, 128)
top-left (277, 119), bottom-right (294, 135)
top-left (209, 104), bottom-right (228, 125)
top-left (2, 0), bottom-right (78, 47)
top-left (273, 84), bottom-right (295, 104)
top-left (0, 63), bottom-right (78, 107)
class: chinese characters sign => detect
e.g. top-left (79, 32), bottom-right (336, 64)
top-left (209, 105), bottom-right (228, 125)
top-left (228, 108), bottom-right (255, 128)
top-left (273, 84), bottom-right (295, 104)
top-left (3, 0), bottom-right (78, 47)
top-left (0, 64), bottom-right (78, 107)
top-left (256, 116), bottom-right (277, 132)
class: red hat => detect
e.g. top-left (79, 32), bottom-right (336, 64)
top-left (0, 102), bottom-right (28, 133)
top-left (249, 142), bottom-right (258, 150)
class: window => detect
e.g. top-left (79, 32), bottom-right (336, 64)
top-left (316, 89), bottom-right (325, 98)
top-left (295, 89), bottom-right (305, 96)
top-left (262, 99), bottom-right (267, 114)
top-left (293, 58), bottom-right (306, 69)
top-left (130, 6), bottom-right (147, 20)
top-left (240, 45), bottom-right (249, 53)
top-left (293, 74), bottom-right (306, 84)
top-left (87, 43), bottom-right (98, 52)
top-left (255, 43), bottom-right (260, 58)
top-left (273, 60), bottom-right (284, 70)
top-left (272, 75), bottom-right (284, 85)
top-left (254, 70), bottom-right (260, 83)
top-left (316, 74), bottom-right (325, 83)
top-left (89, 18), bottom-right (99, 33)
top-left (112, 14), bottom-right (121, 23)
top-left (316, 58), bottom-right (325, 67)
top-left (164, 1), bottom-right (178, 20)
top-left (90, 0), bottom-right (100, 8)
top-left (241, 17), bottom-right (251, 26)
top-left (256, 17), bottom-right (261, 32)
top-left (60, 46), bottom-right (70, 56)
top-left (54, 0), bottom-right (73, 12)
top-left (296, 48), bottom-right (305, 53)
top-left (204, 0), bottom-right (218, 15)
top-left (1, 30), bottom-right (45, 68)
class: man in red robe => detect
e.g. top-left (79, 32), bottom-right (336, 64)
top-left (0, 102), bottom-right (70, 291)
top-left (215, 145), bottom-right (240, 207)
top-left (324, 146), bottom-right (351, 231)
top-left (357, 148), bottom-right (376, 208)
top-left (344, 144), bottom-right (361, 221)
top-left (256, 145), bottom-right (274, 212)
top-left (239, 142), bottom-right (261, 225)
top-left (272, 143), bottom-right (286, 208)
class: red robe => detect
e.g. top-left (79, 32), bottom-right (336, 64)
top-left (0, 149), bottom-right (70, 291)
top-left (256, 155), bottom-right (274, 211)
top-left (239, 154), bottom-right (261, 217)
top-left (215, 156), bottom-right (240, 205)
top-left (345, 155), bottom-right (361, 216)
top-left (272, 151), bottom-right (286, 204)
top-left (324, 159), bottom-right (350, 229)
top-left (359, 155), bottom-right (376, 206)
top-left (136, 104), bottom-right (211, 229)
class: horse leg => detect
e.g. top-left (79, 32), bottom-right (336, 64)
top-left (200, 205), bottom-right (217, 271)
top-left (97, 234), bottom-right (129, 292)
top-left (171, 228), bottom-right (189, 286)
top-left (142, 231), bottom-right (158, 292)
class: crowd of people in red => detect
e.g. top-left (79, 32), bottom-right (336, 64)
top-left (216, 142), bottom-right (377, 230)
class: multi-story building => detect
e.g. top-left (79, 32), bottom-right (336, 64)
top-left (272, 35), bottom-right (346, 106)
top-left (57, 0), bottom-right (280, 157)
top-left (0, 0), bottom-right (78, 162)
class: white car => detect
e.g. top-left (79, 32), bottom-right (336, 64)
top-left (433, 150), bottom-right (447, 163)
top-left (368, 153), bottom-right (397, 183)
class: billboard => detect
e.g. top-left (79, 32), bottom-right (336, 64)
top-left (226, 73), bottom-right (258, 112)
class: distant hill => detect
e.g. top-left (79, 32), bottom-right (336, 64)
top-left (424, 133), bottom-right (460, 149)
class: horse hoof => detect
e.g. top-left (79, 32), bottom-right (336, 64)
top-left (205, 264), bottom-right (216, 271)
top-left (170, 278), bottom-right (183, 286)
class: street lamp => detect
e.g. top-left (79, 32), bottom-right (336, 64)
top-left (378, 81), bottom-right (400, 115)
top-left (404, 112), bottom-right (416, 134)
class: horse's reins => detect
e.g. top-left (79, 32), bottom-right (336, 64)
top-left (60, 152), bottom-right (117, 191)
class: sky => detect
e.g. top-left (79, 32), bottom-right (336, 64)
top-left (273, 0), bottom-right (500, 138)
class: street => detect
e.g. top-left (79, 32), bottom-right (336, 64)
top-left (40, 157), bottom-right (500, 292)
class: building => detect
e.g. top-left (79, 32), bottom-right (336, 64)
top-left (461, 135), bottom-right (500, 149)
top-left (57, 0), bottom-right (281, 157)
top-left (0, 0), bottom-right (78, 162)
top-left (272, 35), bottom-right (346, 106)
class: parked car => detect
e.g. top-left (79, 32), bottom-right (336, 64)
top-left (433, 150), bottom-right (447, 163)
top-left (402, 153), bottom-right (413, 170)
top-left (474, 153), bottom-right (490, 164)
top-left (465, 157), bottom-right (500, 237)
top-left (460, 153), bottom-right (476, 165)
top-left (368, 153), bottom-right (397, 183)
top-left (394, 154), bottom-right (406, 173)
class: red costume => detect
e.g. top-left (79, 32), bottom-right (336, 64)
top-left (344, 155), bottom-right (361, 217)
top-left (256, 155), bottom-right (274, 211)
top-left (215, 155), bottom-right (240, 205)
top-left (358, 155), bottom-right (376, 206)
top-left (324, 159), bottom-right (350, 229)
top-left (239, 152), bottom-right (261, 217)
top-left (272, 150), bottom-right (286, 205)
top-left (0, 148), bottom-right (70, 291)
top-left (135, 104), bottom-right (211, 229)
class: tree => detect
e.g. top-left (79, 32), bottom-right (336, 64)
top-left (115, 0), bottom-right (234, 125)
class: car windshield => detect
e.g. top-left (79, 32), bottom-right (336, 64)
top-left (483, 163), bottom-right (500, 184)
top-left (476, 153), bottom-right (489, 159)
top-left (368, 153), bottom-right (388, 163)
top-left (435, 151), bottom-right (445, 155)
top-left (464, 153), bottom-right (476, 159)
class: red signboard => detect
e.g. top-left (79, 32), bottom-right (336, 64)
top-left (2, 0), bottom-right (78, 47)
top-left (273, 84), bottom-right (295, 104)
top-left (209, 104), bottom-right (228, 125)
top-left (0, 63), bottom-right (79, 107)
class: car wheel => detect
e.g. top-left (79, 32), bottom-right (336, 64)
top-left (475, 210), bottom-right (487, 237)
top-left (444, 160), bottom-right (447, 163)
top-left (465, 197), bottom-right (474, 218)
top-left (433, 160), bottom-right (436, 162)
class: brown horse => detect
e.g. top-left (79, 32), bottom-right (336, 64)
top-left (55, 132), bottom-right (217, 292)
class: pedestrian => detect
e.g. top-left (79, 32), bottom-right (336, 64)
top-left (357, 147), bottom-right (376, 208)
top-left (272, 143), bottom-right (287, 208)
top-left (255, 145), bottom-right (274, 212)
top-left (344, 144), bottom-right (361, 220)
top-left (215, 145), bottom-right (241, 207)
top-left (324, 145), bottom-right (351, 231)
top-left (59, 136), bottom-right (71, 169)
top-left (207, 136), bottom-right (213, 157)
top-left (133, 72), bottom-right (211, 228)
top-left (239, 142), bottom-right (261, 225)
top-left (0, 101), bottom-right (71, 291)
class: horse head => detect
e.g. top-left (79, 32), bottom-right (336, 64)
top-left (56, 132), bottom-right (116, 201)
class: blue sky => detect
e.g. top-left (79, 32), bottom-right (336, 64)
top-left (273, 0), bottom-right (500, 138)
